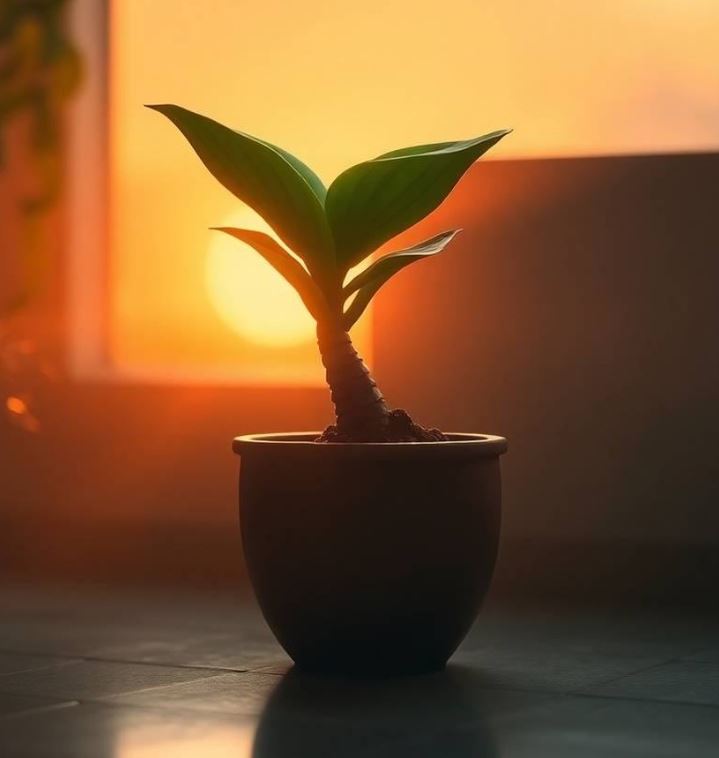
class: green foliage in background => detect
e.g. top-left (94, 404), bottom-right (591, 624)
top-left (150, 105), bottom-right (509, 331)
top-left (0, 0), bottom-right (81, 314)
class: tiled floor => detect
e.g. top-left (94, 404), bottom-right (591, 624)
top-left (0, 585), bottom-right (717, 757)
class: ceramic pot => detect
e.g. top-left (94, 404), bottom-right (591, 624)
top-left (233, 432), bottom-right (507, 676)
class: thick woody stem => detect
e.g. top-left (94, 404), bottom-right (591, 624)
top-left (316, 323), bottom-right (390, 441)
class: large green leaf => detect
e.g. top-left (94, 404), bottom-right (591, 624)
top-left (342, 229), bottom-right (460, 330)
top-left (267, 142), bottom-right (327, 205)
top-left (211, 227), bottom-right (329, 321)
top-left (326, 129), bottom-right (510, 271)
top-left (147, 104), bottom-right (334, 273)
top-left (376, 140), bottom-right (460, 159)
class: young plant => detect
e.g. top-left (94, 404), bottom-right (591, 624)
top-left (148, 105), bottom-right (509, 442)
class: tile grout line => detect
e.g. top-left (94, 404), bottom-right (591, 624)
top-left (54, 653), bottom-right (254, 674)
top-left (0, 649), bottom-right (290, 677)
top-left (73, 697), bottom-right (259, 715)
top-left (568, 689), bottom-right (719, 712)
top-left (0, 659), bottom-right (83, 679)
top-left (0, 700), bottom-right (80, 721)
top-left (72, 684), bottom-right (719, 718)
top-left (564, 653), bottom-right (692, 695)
top-left (0, 647), bottom-right (293, 675)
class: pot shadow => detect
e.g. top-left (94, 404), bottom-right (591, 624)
top-left (252, 665), bottom-right (499, 758)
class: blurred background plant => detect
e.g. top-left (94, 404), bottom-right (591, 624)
top-left (0, 0), bottom-right (81, 431)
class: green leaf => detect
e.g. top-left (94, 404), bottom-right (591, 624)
top-left (376, 140), bottom-right (461, 159)
top-left (147, 104), bottom-right (334, 274)
top-left (342, 229), bottom-right (460, 330)
top-left (211, 227), bottom-right (329, 322)
top-left (266, 142), bottom-right (327, 205)
top-left (326, 129), bottom-right (510, 271)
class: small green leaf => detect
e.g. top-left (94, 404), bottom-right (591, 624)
top-left (327, 130), bottom-right (510, 271)
top-left (147, 104), bottom-right (334, 275)
top-left (342, 229), bottom-right (460, 330)
top-left (211, 227), bottom-right (329, 322)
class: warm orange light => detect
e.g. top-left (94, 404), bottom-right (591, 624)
top-left (117, 725), bottom-right (254, 758)
top-left (104, 0), bottom-right (718, 383)
top-left (206, 209), bottom-right (315, 348)
top-left (6, 396), bottom-right (28, 416)
top-left (5, 395), bottom-right (39, 432)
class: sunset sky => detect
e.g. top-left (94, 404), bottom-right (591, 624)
top-left (108, 0), bottom-right (719, 381)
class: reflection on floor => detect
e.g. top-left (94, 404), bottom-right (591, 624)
top-left (0, 585), bottom-right (718, 757)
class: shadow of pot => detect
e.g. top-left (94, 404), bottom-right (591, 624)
top-left (234, 433), bottom-right (507, 676)
top-left (252, 665), bottom-right (499, 758)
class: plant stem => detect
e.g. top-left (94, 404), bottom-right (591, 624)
top-left (316, 323), bottom-right (390, 441)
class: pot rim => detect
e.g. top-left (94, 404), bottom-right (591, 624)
top-left (233, 432), bottom-right (507, 459)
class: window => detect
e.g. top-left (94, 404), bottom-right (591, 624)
top-left (67, 0), bottom-right (718, 383)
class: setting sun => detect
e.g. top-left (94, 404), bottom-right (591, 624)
top-left (206, 209), bottom-right (316, 348)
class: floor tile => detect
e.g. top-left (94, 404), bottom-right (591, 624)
top-left (461, 605), bottom-right (719, 660)
top-left (0, 702), bottom-right (255, 758)
top-left (0, 620), bottom-right (162, 658)
top-left (92, 631), bottom-right (288, 671)
top-left (451, 645), bottom-right (663, 693)
top-left (582, 660), bottom-right (719, 706)
top-left (493, 694), bottom-right (719, 758)
top-left (103, 671), bottom-right (281, 715)
top-left (250, 669), bottom-right (555, 757)
top-left (2, 692), bottom-right (719, 758)
top-left (685, 647), bottom-right (719, 663)
top-left (2, 585), bottom-right (719, 757)
top-left (0, 692), bottom-right (76, 718)
top-left (0, 659), bottom-right (220, 701)
top-left (249, 660), bottom-right (293, 675)
top-left (0, 584), bottom-right (265, 635)
top-left (0, 652), bottom-right (75, 676)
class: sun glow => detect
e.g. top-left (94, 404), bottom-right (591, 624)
top-left (206, 210), bottom-right (316, 348)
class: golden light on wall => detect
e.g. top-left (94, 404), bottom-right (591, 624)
top-left (69, 0), bottom-right (719, 382)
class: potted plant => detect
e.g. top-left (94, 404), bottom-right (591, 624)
top-left (150, 104), bottom-right (509, 675)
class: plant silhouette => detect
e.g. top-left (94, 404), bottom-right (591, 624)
top-left (149, 105), bottom-right (509, 441)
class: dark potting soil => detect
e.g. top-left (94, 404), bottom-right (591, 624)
top-left (316, 409), bottom-right (448, 443)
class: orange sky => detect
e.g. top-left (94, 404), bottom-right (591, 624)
top-left (109, 0), bottom-right (719, 381)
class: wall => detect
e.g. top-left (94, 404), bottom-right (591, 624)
top-left (2, 152), bottom-right (718, 602)
top-left (376, 152), bottom-right (719, 546)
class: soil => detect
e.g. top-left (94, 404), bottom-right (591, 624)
top-left (316, 409), bottom-right (448, 443)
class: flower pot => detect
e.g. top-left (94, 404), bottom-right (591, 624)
top-left (233, 432), bottom-right (507, 676)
